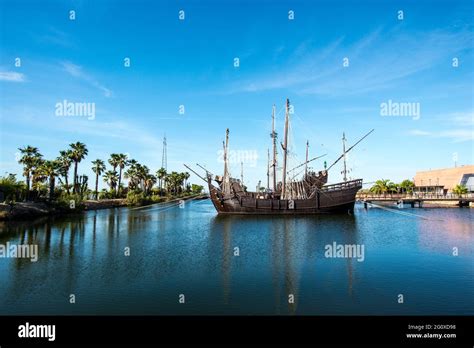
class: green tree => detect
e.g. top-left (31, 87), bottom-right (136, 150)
top-left (17, 145), bottom-right (41, 197)
top-left (124, 160), bottom-right (140, 191)
top-left (116, 153), bottom-right (128, 195)
top-left (57, 150), bottom-right (73, 194)
top-left (69, 142), bottom-right (88, 193)
top-left (156, 167), bottom-right (167, 194)
top-left (191, 184), bottom-right (204, 195)
top-left (144, 174), bottom-right (156, 195)
top-left (183, 172), bottom-right (190, 191)
top-left (0, 174), bottom-right (26, 202)
top-left (370, 179), bottom-right (393, 195)
top-left (137, 165), bottom-right (151, 193)
top-left (452, 184), bottom-right (468, 195)
top-left (108, 153), bottom-right (120, 172)
top-left (165, 172), bottom-right (175, 195)
top-left (30, 156), bottom-right (45, 194)
top-left (399, 179), bottom-right (415, 194)
top-left (40, 160), bottom-right (60, 200)
top-left (103, 170), bottom-right (119, 193)
top-left (91, 159), bottom-right (106, 200)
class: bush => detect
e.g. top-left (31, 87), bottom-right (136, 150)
top-left (98, 190), bottom-right (115, 200)
top-left (126, 191), bottom-right (151, 206)
top-left (191, 184), bottom-right (204, 195)
top-left (54, 192), bottom-right (85, 211)
top-left (0, 174), bottom-right (26, 202)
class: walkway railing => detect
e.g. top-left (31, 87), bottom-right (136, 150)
top-left (322, 179), bottom-right (363, 192)
top-left (357, 193), bottom-right (474, 200)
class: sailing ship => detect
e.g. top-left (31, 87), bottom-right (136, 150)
top-left (186, 99), bottom-right (373, 214)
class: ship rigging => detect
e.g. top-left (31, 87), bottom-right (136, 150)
top-left (185, 99), bottom-right (373, 214)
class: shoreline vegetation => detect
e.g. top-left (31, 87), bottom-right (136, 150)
top-left (357, 179), bottom-right (472, 208)
top-left (0, 142), bottom-right (207, 220)
top-left (1, 143), bottom-right (470, 220)
top-left (360, 178), bottom-right (469, 196)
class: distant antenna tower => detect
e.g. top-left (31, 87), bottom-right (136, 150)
top-left (162, 134), bottom-right (167, 171)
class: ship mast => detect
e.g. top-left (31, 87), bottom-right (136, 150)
top-left (223, 128), bottom-right (231, 194)
top-left (267, 148), bottom-right (270, 190)
top-left (271, 104), bottom-right (277, 192)
top-left (281, 99), bottom-right (290, 199)
top-left (305, 140), bottom-right (309, 177)
top-left (342, 132), bottom-right (347, 182)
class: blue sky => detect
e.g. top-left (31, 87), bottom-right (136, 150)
top-left (0, 0), bottom-right (473, 190)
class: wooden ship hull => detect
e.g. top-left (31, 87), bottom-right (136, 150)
top-left (208, 179), bottom-right (362, 215)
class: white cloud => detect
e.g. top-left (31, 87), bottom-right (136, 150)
top-left (0, 71), bottom-right (25, 82)
top-left (62, 62), bottom-right (82, 77)
top-left (409, 130), bottom-right (431, 136)
top-left (39, 27), bottom-right (75, 48)
top-left (408, 128), bottom-right (473, 142)
top-left (61, 61), bottom-right (112, 98)
top-left (228, 27), bottom-right (473, 97)
top-left (444, 111), bottom-right (474, 126)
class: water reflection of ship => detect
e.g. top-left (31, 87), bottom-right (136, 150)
top-left (282, 218), bottom-right (300, 314)
top-left (211, 216), bottom-right (302, 314)
top-left (208, 215), bottom-right (233, 305)
top-left (210, 213), bottom-right (359, 313)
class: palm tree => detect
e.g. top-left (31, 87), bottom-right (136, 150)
top-left (183, 172), bottom-right (190, 192)
top-left (165, 171), bottom-right (182, 195)
top-left (115, 153), bottom-right (128, 195)
top-left (156, 167), bottom-right (167, 194)
top-left (370, 179), bottom-right (393, 195)
top-left (69, 142), bottom-right (88, 193)
top-left (399, 179), bottom-right (415, 194)
top-left (57, 150), bottom-right (73, 194)
top-left (452, 184), bottom-right (468, 195)
top-left (178, 172), bottom-right (186, 193)
top-left (165, 175), bottom-right (172, 195)
top-left (30, 156), bottom-right (46, 193)
top-left (124, 161), bottom-right (138, 191)
top-left (137, 165), bottom-right (151, 192)
top-left (103, 170), bottom-right (119, 193)
top-left (18, 146), bottom-right (41, 197)
top-left (108, 153), bottom-right (120, 172)
top-left (388, 181), bottom-right (399, 194)
top-left (40, 160), bottom-right (60, 200)
top-left (91, 159), bottom-right (106, 199)
top-left (144, 174), bottom-right (157, 195)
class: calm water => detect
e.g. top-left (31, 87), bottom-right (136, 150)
top-left (0, 200), bottom-right (472, 315)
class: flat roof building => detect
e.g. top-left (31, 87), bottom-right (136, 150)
top-left (413, 165), bottom-right (474, 193)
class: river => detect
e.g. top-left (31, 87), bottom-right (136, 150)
top-left (0, 200), bottom-right (472, 315)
